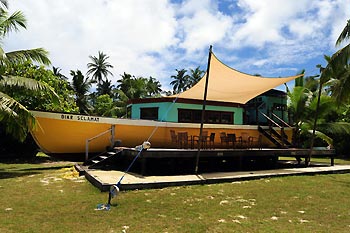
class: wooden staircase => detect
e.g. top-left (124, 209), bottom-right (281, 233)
top-left (258, 112), bottom-right (293, 148)
top-left (83, 149), bottom-right (122, 169)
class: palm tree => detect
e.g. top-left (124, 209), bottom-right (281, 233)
top-left (86, 51), bottom-right (113, 84)
top-left (52, 66), bottom-right (67, 80)
top-left (0, 2), bottom-right (57, 141)
top-left (320, 20), bottom-right (350, 104)
top-left (287, 74), bottom-right (350, 148)
top-left (145, 76), bottom-right (162, 97)
top-left (188, 66), bottom-right (204, 89)
top-left (117, 72), bottom-right (134, 99)
top-left (96, 79), bottom-right (114, 97)
top-left (70, 70), bottom-right (91, 114)
top-left (170, 69), bottom-right (190, 94)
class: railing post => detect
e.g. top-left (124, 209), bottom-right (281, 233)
top-left (111, 125), bottom-right (115, 147)
top-left (84, 126), bottom-right (115, 162)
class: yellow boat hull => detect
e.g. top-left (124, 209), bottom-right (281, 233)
top-left (30, 111), bottom-right (292, 155)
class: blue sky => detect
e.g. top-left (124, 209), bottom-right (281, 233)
top-left (4, 0), bottom-right (350, 91)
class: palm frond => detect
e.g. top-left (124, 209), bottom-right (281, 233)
top-left (321, 44), bottom-right (350, 82)
top-left (336, 19), bottom-right (350, 46)
top-left (0, 10), bottom-right (24, 36)
top-left (318, 121), bottom-right (350, 135)
top-left (328, 68), bottom-right (350, 104)
top-left (3, 48), bottom-right (51, 66)
top-left (0, 0), bottom-right (8, 10)
top-left (0, 92), bottom-right (35, 141)
top-left (309, 130), bottom-right (333, 146)
top-left (308, 95), bottom-right (337, 119)
top-left (0, 75), bottom-right (59, 105)
top-left (0, 10), bottom-right (27, 36)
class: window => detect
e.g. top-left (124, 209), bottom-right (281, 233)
top-left (178, 110), bottom-right (192, 122)
top-left (178, 109), bottom-right (234, 124)
top-left (221, 112), bottom-right (233, 124)
top-left (140, 107), bottom-right (158, 120)
top-left (207, 111), bottom-right (220, 123)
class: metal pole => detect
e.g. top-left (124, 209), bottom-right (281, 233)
top-left (195, 45), bottom-right (212, 174)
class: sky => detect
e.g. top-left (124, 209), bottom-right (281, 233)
top-left (4, 0), bottom-right (350, 91)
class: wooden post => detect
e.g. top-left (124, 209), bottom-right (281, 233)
top-left (195, 45), bottom-right (212, 174)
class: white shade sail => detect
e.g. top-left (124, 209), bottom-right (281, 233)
top-left (172, 52), bottom-right (302, 104)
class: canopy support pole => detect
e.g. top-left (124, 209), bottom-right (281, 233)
top-left (195, 45), bottom-right (212, 174)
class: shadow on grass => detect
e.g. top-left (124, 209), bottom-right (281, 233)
top-left (0, 156), bottom-right (59, 164)
top-left (0, 171), bottom-right (41, 179)
top-left (0, 157), bottom-right (75, 180)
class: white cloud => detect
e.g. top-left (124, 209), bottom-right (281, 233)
top-left (3, 0), bottom-right (350, 90)
top-left (5, 0), bottom-right (178, 85)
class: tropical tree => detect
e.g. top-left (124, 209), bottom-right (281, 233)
top-left (94, 94), bottom-right (119, 117)
top-left (302, 19), bottom-right (350, 158)
top-left (4, 62), bottom-right (76, 113)
top-left (0, 2), bottom-right (58, 141)
top-left (320, 20), bottom-right (350, 104)
top-left (188, 66), bottom-right (204, 88)
top-left (96, 79), bottom-right (114, 97)
top-left (87, 51), bottom-right (113, 84)
top-left (116, 72), bottom-right (147, 99)
top-left (170, 68), bottom-right (190, 94)
top-left (70, 70), bottom-right (91, 114)
top-left (287, 73), bottom-right (350, 148)
top-left (145, 76), bottom-right (162, 97)
top-left (114, 73), bottom-right (164, 117)
top-left (52, 66), bottom-right (67, 80)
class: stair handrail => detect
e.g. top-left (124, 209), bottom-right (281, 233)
top-left (271, 113), bottom-right (291, 128)
top-left (85, 125), bottom-right (115, 161)
top-left (259, 111), bottom-right (282, 128)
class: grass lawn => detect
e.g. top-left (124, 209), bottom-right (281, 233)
top-left (1, 156), bottom-right (350, 233)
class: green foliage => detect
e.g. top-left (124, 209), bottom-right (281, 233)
top-left (70, 69), bottom-right (91, 114)
top-left (117, 73), bottom-right (162, 99)
top-left (170, 68), bottom-right (190, 94)
top-left (3, 62), bottom-right (78, 112)
top-left (288, 74), bottom-right (350, 148)
top-left (94, 94), bottom-right (119, 117)
top-left (321, 20), bottom-right (350, 104)
top-left (0, 3), bottom-right (58, 142)
top-left (169, 66), bottom-right (204, 94)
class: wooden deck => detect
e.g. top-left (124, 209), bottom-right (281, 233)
top-left (113, 147), bottom-right (335, 176)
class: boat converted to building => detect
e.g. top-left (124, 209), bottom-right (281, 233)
top-left (30, 48), bottom-right (302, 158)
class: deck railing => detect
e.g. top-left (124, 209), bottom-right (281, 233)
top-left (85, 125), bottom-right (115, 161)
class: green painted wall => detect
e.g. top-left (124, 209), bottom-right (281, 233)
top-left (130, 101), bottom-right (244, 124)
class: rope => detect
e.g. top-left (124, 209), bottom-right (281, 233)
top-left (119, 94), bottom-right (180, 185)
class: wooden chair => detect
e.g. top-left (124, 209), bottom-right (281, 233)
top-left (239, 132), bottom-right (249, 148)
top-left (208, 132), bottom-right (215, 149)
top-left (178, 131), bottom-right (191, 149)
top-left (193, 131), bottom-right (208, 149)
top-left (248, 134), bottom-right (262, 149)
top-left (220, 132), bottom-right (229, 147)
top-left (227, 133), bottom-right (237, 148)
top-left (170, 130), bottom-right (178, 147)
